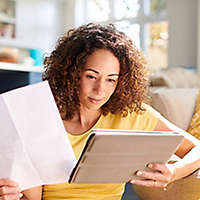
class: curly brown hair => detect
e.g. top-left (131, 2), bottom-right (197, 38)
top-left (42, 23), bottom-right (149, 120)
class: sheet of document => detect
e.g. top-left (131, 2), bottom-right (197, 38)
top-left (0, 81), bottom-right (77, 190)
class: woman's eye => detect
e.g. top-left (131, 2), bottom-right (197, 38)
top-left (107, 78), bottom-right (117, 83)
top-left (86, 75), bottom-right (96, 79)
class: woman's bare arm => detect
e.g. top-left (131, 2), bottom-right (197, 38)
top-left (154, 119), bottom-right (195, 157)
top-left (154, 118), bottom-right (200, 177)
top-left (22, 186), bottom-right (42, 200)
top-left (131, 118), bottom-right (200, 188)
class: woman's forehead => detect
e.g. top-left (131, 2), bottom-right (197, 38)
top-left (84, 49), bottom-right (120, 74)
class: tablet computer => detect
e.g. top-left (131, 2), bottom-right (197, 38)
top-left (69, 129), bottom-right (184, 184)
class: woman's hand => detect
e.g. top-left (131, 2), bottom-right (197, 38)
top-left (0, 178), bottom-right (23, 200)
top-left (130, 163), bottom-right (175, 188)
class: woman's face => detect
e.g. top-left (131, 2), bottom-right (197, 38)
top-left (79, 49), bottom-right (120, 111)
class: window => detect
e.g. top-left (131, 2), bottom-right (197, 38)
top-left (146, 21), bottom-right (168, 70)
top-left (114, 0), bottom-right (140, 19)
top-left (76, 0), bottom-right (168, 70)
top-left (86, 0), bottom-right (110, 22)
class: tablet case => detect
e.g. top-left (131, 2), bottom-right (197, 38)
top-left (69, 129), bottom-right (184, 184)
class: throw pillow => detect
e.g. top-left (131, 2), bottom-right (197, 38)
top-left (187, 90), bottom-right (200, 140)
top-left (150, 88), bottom-right (199, 130)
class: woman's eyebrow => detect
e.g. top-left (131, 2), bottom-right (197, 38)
top-left (108, 74), bottom-right (119, 77)
top-left (85, 68), bottom-right (99, 74)
top-left (85, 68), bottom-right (119, 77)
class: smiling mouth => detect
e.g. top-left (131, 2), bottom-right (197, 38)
top-left (88, 97), bottom-right (104, 104)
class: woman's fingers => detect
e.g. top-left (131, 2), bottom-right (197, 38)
top-left (0, 186), bottom-right (21, 195)
top-left (130, 163), bottom-right (174, 188)
top-left (0, 179), bottom-right (19, 187)
top-left (0, 193), bottom-right (23, 200)
top-left (131, 179), bottom-right (167, 188)
top-left (0, 179), bottom-right (21, 200)
top-left (147, 163), bottom-right (170, 174)
top-left (134, 170), bottom-right (169, 183)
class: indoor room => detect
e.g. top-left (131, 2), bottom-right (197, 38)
top-left (0, 0), bottom-right (200, 200)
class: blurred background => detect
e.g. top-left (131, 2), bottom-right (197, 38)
top-left (0, 0), bottom-right (199, 92)
top-left (0, 1), bottom-right (199, 199)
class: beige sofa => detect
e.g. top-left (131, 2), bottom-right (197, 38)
top-left (133, 88), bottom-right (200, 200)
top-left (150, 67), bottom-right (200, 88)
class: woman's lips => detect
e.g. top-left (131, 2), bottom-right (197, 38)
top-left (88, 97), bottom-right (104, 104)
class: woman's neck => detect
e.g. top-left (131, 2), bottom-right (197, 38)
top-left (63, 108), bottom-right (102, 135)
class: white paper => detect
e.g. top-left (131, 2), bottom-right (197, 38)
top-left (0, 81), bottom-right (77, 190)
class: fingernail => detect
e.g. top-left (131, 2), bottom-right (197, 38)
top-left (130, 180), bottom-right (135, 184)
top-left (148, 163), bottom-right (153, 168)
top-left (137, 171), bottom-right (142, 175)
top-left (19, 193), bottom-right (23, 198)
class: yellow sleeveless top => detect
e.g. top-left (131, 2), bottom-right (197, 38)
top-left (43, 104), bottom-right (159, 200)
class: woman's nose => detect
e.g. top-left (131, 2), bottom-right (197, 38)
top-left (93, 80), bottom-right (104, 95)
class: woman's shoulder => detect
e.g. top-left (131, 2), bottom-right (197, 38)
top-left (99, 103), bottom-right (160, 130)
top-left (141, 103), bottom-right (161, 116)
top-left (104, 103), bottom-right (160, 119)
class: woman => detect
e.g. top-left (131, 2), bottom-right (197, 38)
top-left (0, 23), bottom-right (200, 200)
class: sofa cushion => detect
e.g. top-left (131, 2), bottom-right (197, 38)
top-left (150, 67), bottom-right (200, 88)
top-left (150, 88), bottom-right (199, 130)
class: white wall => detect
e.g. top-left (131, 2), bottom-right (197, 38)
top-left (168, 0), bottom-right (198, 68)
top-left (61, 0), bottom-right (76, 31)
top-left (16, 0), bottom-right (64, 53)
